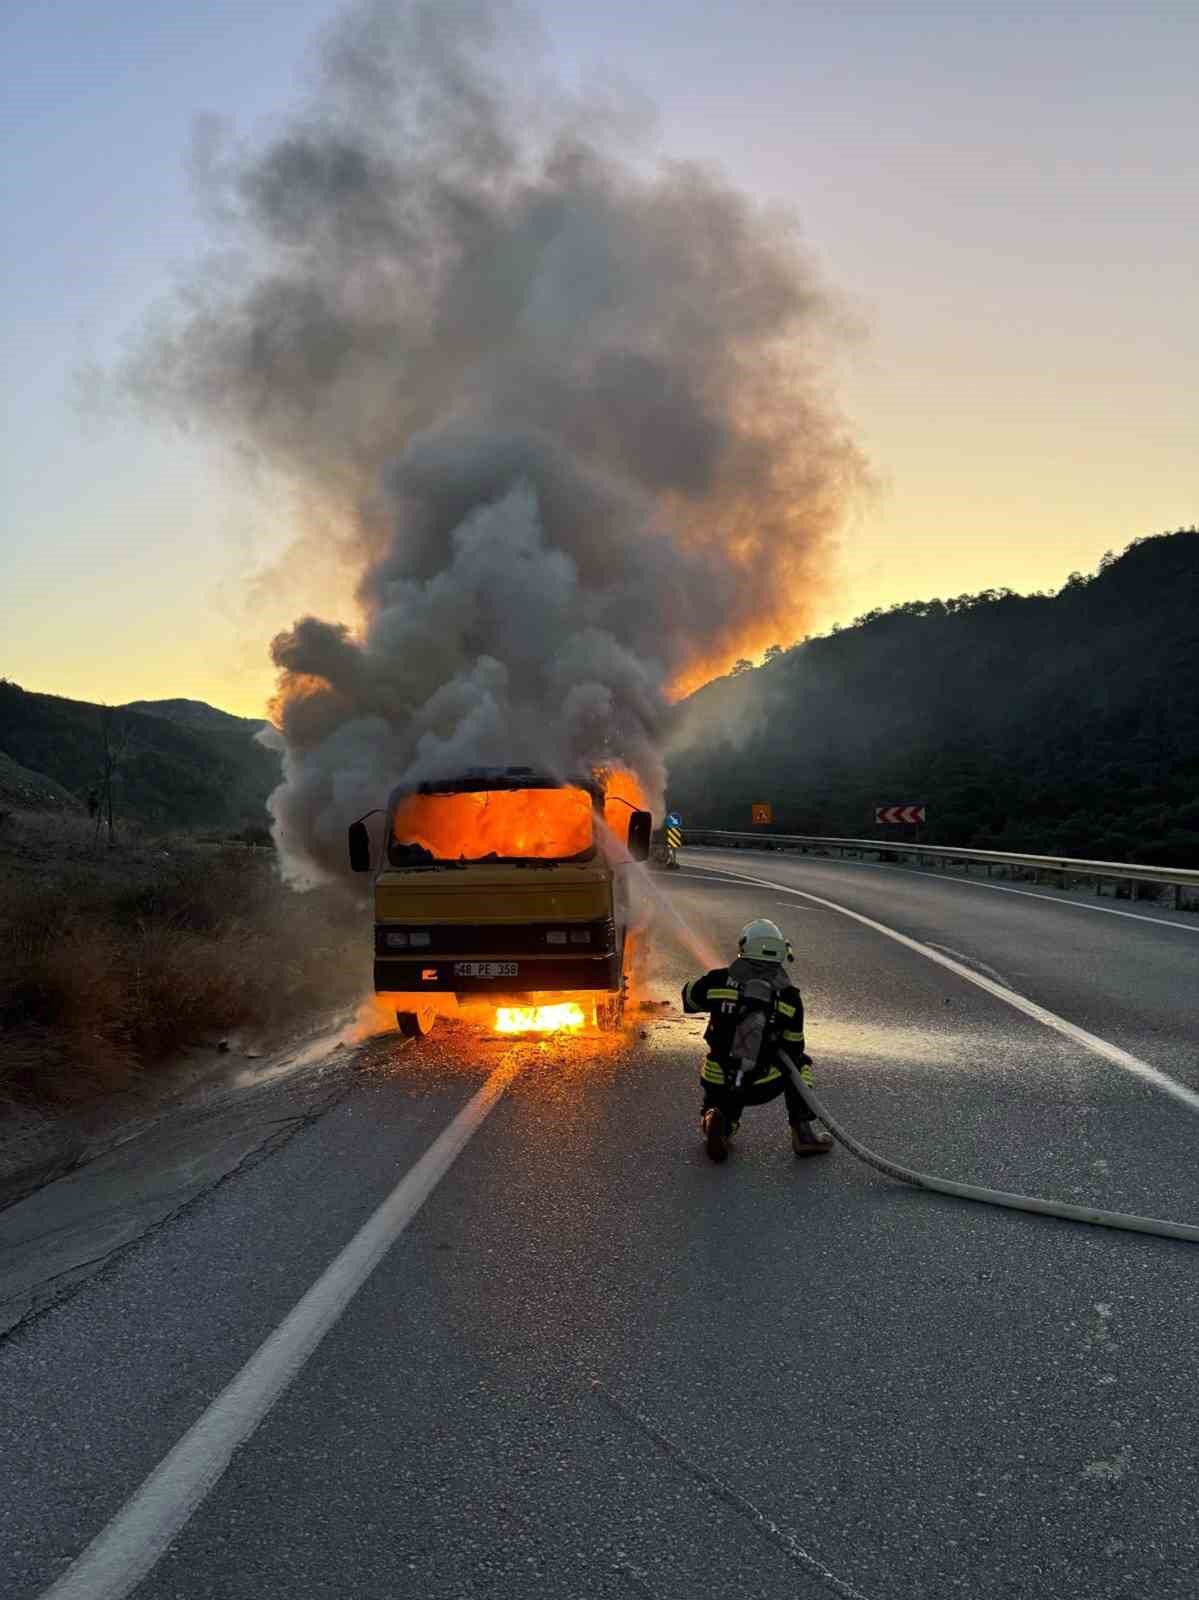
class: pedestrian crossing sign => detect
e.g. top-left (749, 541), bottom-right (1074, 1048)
top-left (751, 803), bottom-right (773, 825)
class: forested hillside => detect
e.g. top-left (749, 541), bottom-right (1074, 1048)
top-left (5, 532), bottom-right (1195, 858)
top-left (0, 683), bottom-right (280, 831)
top-left (667, 530), bottom-right (1199, 866)
top-left (123, 698), bottom-right (264, 737)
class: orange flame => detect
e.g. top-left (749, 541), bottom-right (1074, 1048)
top-left (598, 767), bottom-right (650, 847)
top-left (391, 769), bottom-right (652, 863)
top-left (495, 1002), bottom-right (587, 1034)
top-left (392, 785), bottom-right (594, 862)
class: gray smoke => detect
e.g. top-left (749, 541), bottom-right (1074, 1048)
top-left (130, 0), bottom-right (865, 885)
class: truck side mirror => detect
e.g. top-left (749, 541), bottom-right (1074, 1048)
top-left (348, 820), bottom-right (372, 873)
top-left (627, 810), bottom-right (653, 862)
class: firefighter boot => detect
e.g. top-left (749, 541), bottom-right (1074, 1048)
top-left (791, 1119), bottom-right (833, 1157)
top-left (701, 1107), bottom-right (730, 1163)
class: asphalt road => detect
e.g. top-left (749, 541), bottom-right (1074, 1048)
top-left (2, 850), bottom-right (1197, 1599)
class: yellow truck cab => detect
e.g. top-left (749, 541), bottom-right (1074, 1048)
top-left (348, 767), bottom-right (652, 1037)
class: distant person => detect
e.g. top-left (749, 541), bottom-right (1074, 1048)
top-left (682, 918), bottom-right (833, 1162)
top-left (87, 790), bottom-right (99, 820)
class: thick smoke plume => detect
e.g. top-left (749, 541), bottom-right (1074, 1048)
top-left (132, 0), bottom-right (864, 884)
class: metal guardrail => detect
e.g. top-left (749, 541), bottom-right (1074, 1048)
top-left (680, 831), bottom-right (1199, 911)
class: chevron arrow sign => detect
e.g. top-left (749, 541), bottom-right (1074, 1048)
top-left (875, 804), bottom-right (926, 825)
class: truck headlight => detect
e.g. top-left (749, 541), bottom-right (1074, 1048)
top-left (409, 931), bottom-right (432, 947)
top-left (384, 930), bottom-right (409, 948)
top-left (568, 929), bottom-right (591, 944)
top-left (546, 930), bottom-right (568, 945)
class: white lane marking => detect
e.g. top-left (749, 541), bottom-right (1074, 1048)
top-left (684, 863), bottom-right (1199, 1116)
top-left (693, 851), bottom-right (1199, 933)
top-left (926, 942), bottom-right (1014, 990)
top-left (38, 1060), bottom-right (520, 1600)
top-left (672, 869), bottom-right (820, 906)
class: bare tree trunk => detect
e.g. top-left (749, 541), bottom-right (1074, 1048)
top-left (97, 707), bottom-right (131, 849)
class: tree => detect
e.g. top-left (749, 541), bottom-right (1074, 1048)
top-left (665, 529), bottom-right (1199, 868)
top-left (96, 706), bottom-right (133, 848)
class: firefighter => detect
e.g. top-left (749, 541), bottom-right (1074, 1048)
top-left (682, 918), bottom-right (834, 1163)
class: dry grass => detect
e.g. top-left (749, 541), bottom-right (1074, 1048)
top-left (0, 812), bottom-right (369, 1106)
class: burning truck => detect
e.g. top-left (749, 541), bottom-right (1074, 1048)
top-left (348, 767), bottom-right (653, 1037)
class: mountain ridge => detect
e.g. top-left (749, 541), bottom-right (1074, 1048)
top-left (667, 529), bottom-right (1199, 866)
top-left (0, 681), bottom-right (280, 830)
top-left (4, 530), bottom-right (1195, 859)
top-left (123, 698), bottom-right (267, 736)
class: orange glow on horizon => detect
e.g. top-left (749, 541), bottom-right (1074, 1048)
top-left (665, 631), bottom-right (795, 700)
top-left (668, 656), bottom-right (734, 701)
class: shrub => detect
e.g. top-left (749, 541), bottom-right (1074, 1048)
top-left (0, 826), bottom-right (367, 1106)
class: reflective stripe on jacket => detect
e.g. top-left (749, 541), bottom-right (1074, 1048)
top-left (682, 959), bottom-right (806, 1083)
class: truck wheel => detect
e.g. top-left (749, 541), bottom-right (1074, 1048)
top-left (595, 993), bottom-right (625, 1032)
top-left (396, 1006), bottom-right (437, 1039)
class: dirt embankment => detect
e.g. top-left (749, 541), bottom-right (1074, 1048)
top-left (0, 812), bottom-right (369, 1110)
top-left (0, 752), bottom-right (83, 816)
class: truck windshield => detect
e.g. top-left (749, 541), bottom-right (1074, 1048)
top-left (390, 786), bottom-right (596, 866)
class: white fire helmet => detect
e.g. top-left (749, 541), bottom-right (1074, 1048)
top-left (738, 918), bottom-right (791, 963)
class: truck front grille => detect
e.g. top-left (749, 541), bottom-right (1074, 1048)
top-left (374, 919), bottom-right (615, 958)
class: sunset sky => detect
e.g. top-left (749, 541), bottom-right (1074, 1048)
top-left (2, 0), bottom-right (1195, 717)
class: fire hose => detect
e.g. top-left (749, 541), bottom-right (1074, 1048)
top-left (780, 1055), bottom-right (1199, 1245)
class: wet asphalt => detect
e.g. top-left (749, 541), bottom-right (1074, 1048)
top-left (1, 852), bottom-right (1197, 1600)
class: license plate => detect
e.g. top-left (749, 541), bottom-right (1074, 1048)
top-left (454, 961), bottom-right (519, 979)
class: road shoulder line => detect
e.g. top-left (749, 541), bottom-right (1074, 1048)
top-left (695, 850), bottom-right (1199, 933)
top-left (36, 1058), bottom-right (520, 1600)
top-left (684, 864), bottom-right (1199, 1115)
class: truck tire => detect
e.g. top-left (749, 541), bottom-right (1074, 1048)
top-left (595, 940), bottom-right (631, 1032)
top-left (595, 992), bottom-right (625, 1032)
top-left (396, 1006), bottom-right (437, 1039)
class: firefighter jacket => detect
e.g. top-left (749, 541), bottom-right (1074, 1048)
top-left (682, 957), bottom-right (808, 1090)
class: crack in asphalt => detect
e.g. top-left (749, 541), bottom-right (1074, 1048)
top-left (614, 1557), bottom-right (664, 1599)
top-left (594, 1381), bottom-right (878, 1600)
